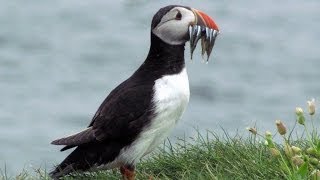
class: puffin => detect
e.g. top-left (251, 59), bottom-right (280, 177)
top-left (50, 5), bottom-right (219, 180)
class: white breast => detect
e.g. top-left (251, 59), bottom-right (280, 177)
top-left (115, 68), bottom-right (190, 166)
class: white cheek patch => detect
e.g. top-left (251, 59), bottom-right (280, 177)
top-left (154, 21), bottom-right (188, 44)
top-left (152, 7), bottom-right (195, 45)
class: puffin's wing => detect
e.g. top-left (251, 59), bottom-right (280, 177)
top-left (53, 82), bottom-right (153, 151)
top-left (51, 127), bottom-right (95, 146)
top-left (91, 84), bottom-right (152, 141)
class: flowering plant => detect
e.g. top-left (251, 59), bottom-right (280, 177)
top-left (247, 98), bottom-right (319, 179)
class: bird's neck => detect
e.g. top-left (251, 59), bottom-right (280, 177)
top-left (142, 33), bottom-right (186, 75)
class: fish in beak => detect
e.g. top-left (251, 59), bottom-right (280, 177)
top-left (189, 9), bottom-right (220, 62)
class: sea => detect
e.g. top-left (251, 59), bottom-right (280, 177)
top-left (0, 0), bottom-right (319, 175)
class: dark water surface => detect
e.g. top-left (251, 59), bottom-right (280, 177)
top-left (0, 0), bottom-right (319, 174)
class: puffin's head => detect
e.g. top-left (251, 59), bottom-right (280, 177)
top-left (151, 5), bottom-right (220, 61)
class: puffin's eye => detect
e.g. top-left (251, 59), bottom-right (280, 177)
top-left (175, 11), bottom-right (182, 20)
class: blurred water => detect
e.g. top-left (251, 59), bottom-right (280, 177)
top-left (0, 0), bottom-right (319, 175)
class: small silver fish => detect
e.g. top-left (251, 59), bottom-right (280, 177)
top-left (189, 25), bottom-right (219, 62)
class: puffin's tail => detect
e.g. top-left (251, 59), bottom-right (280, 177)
top-left (50, 147), bottom-right (96, 180)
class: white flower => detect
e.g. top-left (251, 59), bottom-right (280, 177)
top-left (307, 98), bottom-right (316, 115)
top-left (295, 107), bottom-right (304, 116)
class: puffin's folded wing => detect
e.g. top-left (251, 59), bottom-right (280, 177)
top-left (91, 85), bottom-right (153, 142)
top-left (51, 127), bottom-right (96, 146)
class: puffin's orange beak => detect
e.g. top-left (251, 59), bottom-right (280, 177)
top-left (192, 9), bottom-right (219, 31)
top-left (189, 8), bottom-right (220, 61)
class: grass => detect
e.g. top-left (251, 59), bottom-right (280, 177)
top-left (1, 98), bottom-right (319, 179)
top-left (1, 132), bottom-right (286, 180)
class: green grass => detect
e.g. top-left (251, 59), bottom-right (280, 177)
top-left (2, 132), bottom-right (289, 180)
